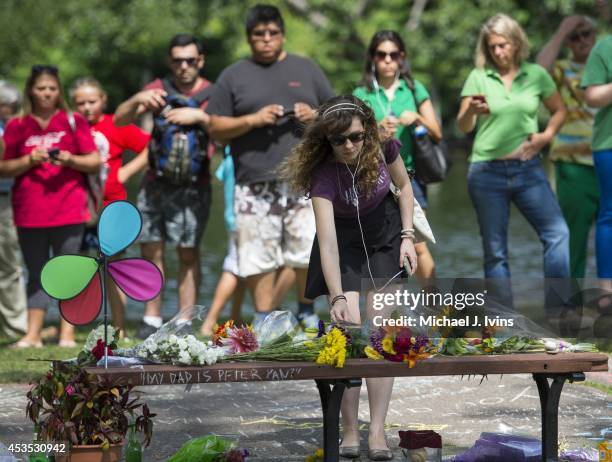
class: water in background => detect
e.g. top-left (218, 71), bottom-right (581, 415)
top-left (45, 154), bottom-right (597, 323)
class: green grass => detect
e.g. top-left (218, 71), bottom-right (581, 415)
top-left (579, 380), bottom-right (612, 395)
top-left (0, 321), bottom-right (142, 384)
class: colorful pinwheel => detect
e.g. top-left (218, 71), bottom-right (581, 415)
top-left (41, 201), bottom-right (163, 326)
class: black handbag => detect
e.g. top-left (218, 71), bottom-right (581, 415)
top-left (409, 87), bottom-right (451, 184)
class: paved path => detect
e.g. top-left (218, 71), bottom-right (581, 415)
top-left (1, 370), bottom-right (610, 461)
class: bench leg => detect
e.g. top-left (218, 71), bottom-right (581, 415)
top-left (315, 378), bottom-right (362, 462)
top-left (532, 372), bottom-right (585, 462)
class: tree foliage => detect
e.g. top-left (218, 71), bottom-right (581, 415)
top-left (0, 0), bottom-right (605, 124)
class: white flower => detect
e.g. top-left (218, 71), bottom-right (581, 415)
top-left (178, 350), bottom-right (192, 365)
top-left (83, 325), bottom-right (116, 352)
top-left (202, 348), bottom-right (219, 365)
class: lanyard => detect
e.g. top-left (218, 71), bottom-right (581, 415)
top-left (372, 77), bottom-right (398, 117)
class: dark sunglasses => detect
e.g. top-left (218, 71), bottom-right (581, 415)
top-left (328, 131), bottom-right (365, 147)
top-left (374, 51), bottom-right (401, 61)
top-left (31, 65), bottom-right (58, 76)
top-left (171, 57), bottom-right (199, 66)
top-left (251, 29), bottom-right (282, 38)
top-left (569, 29), bottom-right (594, 42)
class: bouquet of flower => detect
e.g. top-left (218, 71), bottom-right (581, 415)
top-left (543, 339), bottom-right (599, 354)
top-left (77, 324), bottom-right (120, 365)
top-left (365, 326), bottom-right (431, 368)
top-left (252, 310), bottom-right (300, 346)
top-left (213, 321), bottom-right (259, 354)
top-left (166, 435), bottom-right (248, 462)
top-left (141, 334), bottom-right (225, 366)
top-left (222, 325), bottom-right (349, 368)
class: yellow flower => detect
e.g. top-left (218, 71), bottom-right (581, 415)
top-left (364, 345), bottom-right (384, 360)
top-left (382, 336), bottom-right (397, 355)
top-left (316, 328), bottom-right (347, 368)
top-left (306, 448), bottom-right (324, 462)
top-left (404, 349), bottom-right (430, 368)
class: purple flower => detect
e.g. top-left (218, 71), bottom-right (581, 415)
top-left (370, 328), bottom-right (385, 355)
top-left (317, 320), bottom-right (325, 338)
top-left (413, 335), bottom-right (429, 351)
top-left (65, 384), bottom-right (75, 396)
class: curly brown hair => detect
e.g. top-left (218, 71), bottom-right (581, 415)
top-left (280, 95), bottom-right (383, 197)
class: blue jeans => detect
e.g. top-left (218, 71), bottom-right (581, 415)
top-left (467, 157), bottom-right (570, 310)
top-left (593, 149), bottom-right (612, 278)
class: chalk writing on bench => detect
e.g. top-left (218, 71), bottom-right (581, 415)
top-left (139, 367), bottom-right (303, 385)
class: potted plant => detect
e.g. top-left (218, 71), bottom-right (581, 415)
top-left (26, 361), bottom-right (155, 462)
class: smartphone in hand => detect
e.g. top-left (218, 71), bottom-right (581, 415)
top-left (48, 148), bottom-right (60, 161)
top-left (404, 255), bottom-right (413, 275)
top-left (280, 107), bottom-right (295, 118)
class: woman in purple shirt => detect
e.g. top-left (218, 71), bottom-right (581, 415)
top-left (282, 95), bottom-right (416, 460)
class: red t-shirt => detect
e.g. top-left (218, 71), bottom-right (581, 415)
top-left (91, 115), bottom-right (149, 204)
top-left (3, 110), bottom-right (97, 228)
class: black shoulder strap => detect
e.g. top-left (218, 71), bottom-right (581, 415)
top-left (192, 84), bottom-right (213, 106)
top-left (161, 78), bottom-right (178, 97)
top-left (407, 81), bottom-right (420, 109)
top-left (162, 78), bottom-right (212, 105)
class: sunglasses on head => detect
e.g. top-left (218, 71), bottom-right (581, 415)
top-left (374, 50), bottom-right (401, 61)
top-left (569, 29), bottom-right (594, 42)
top-left (171, 57), bottom-right (199, 66)
top-left (328, 131), bottom-right (365, 147)
top-left (31, 65), bottom-right (58, 76)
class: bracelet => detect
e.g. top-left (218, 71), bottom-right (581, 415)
top-left (330, 295), bottom-right (347, 306)
top-left (401, 228), bottom-right (415, 235)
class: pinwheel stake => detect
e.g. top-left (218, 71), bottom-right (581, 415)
top-left (41, 201), bottom-right (163, 368)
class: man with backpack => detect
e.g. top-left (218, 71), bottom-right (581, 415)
top-left (207, 5), bottom-right (334, 326)
top-left (115, 34), bottom-right (213, 339)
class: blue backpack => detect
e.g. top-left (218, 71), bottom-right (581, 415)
top-left (149, 79), bottom-right (212, 184)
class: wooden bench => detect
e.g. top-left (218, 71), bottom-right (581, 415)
top-left (87, 353), bottom-right (608, 462)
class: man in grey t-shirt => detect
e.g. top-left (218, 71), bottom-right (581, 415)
top-left (207, 4), bottom-right (334, 322)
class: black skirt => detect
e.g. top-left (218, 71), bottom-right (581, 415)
top-left (305, 193), bottom-right (406, 299)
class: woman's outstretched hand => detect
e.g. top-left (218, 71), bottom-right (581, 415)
top-left (330, 298), bottom-right (350, 323)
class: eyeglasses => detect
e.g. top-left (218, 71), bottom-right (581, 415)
top-left (251, 29), bottom-right (282, 39)
top-left (171, 57), bottom-right (199, 67)
top-left (374, 51), bottom-right (401, 61)
top-left (328, 131), bottom-right (365, 147)
top-left (31, 65), bottom-right (59, 76)
top-left (569, 30), bottom-right (594, 42)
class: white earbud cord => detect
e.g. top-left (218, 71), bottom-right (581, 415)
top-left (344, 153), bottom-right (404, 293)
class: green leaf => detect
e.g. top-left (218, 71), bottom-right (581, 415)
top-left (71, 401), bottom-right (84, 420)
top-left (41, 255), bottom-right (98, 300)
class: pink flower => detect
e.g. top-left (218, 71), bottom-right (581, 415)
top-left (221, 327), bottom-right (259, 354)
top-left (65, 384), bottom-right (75, 396)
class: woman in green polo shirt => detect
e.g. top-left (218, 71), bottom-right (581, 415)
top-left (353, 30), bottom-right (442, 289)
top-left (583, 34), bottom-right (612, 306)
top-left (456, 14), bottom-right (569, 312)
